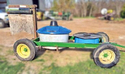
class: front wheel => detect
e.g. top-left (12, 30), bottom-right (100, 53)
top-left (13, 39), bottom-right (37, 61)
top-left (93, 43), bottom-right (120, 68)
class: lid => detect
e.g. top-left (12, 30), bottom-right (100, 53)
top-left (74, 32), bottom-right (102, 39)
top-left (37, 21), bottom-right (71, 34)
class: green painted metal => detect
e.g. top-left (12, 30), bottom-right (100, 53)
top-left (33, 38), bottom-right (125, 49)
top-left (33, 38), bottom-right (100, 48)
top-left (104, 53), bottom-right (108, 58)
top-left (111, 43), bottom-right (125, 48)
top-left (69, 36), bottom-right (74, 40)
top-left (24, 48), bottom-right (28, 52)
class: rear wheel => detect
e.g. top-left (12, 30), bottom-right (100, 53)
top-left (97, 32), bottom-right (109, 43)
top-left (93, 43), bottom-right (120, 68)
top-left (13, 39), bottom-right (37, 61)
top-left (0, 20), bottom-right (5, 28)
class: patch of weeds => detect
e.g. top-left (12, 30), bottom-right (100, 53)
top-left (46, 50), bottom-right (51, 53)
top-left (115, 18), bottom-right (124, 21)
top-left (25, 66), bottom-right (36, 74)
top-left (0, 55), bottom-right (6, 62)
top-left (35, 59), bottom-right (45, 62)
top-left (35, 54), bottom-right (53, 62)
top-left (7, 49), bottom-right (14, 55)
top-left (0, 45), bottom-right (4, 51)
top-left (0, 48), bottom-right (2, 51)
top-left (12, 58), bottom-right (16, 60)
top-left (39, 63), bottom-right (55, 74)
top-left (83, 16), bottom-right (95, 18)
top-left (0, 46), bottom-right (25, 74)
top-left (39, 51), bottom-right (125, 74)
top-left (43, 54), bottom-right (49, 56)
top-left (0, 55), bottom-right (24, 74)
top-left (74, 16), bottom-right (95, 19)
top-left (0, 61), bottom-right (25, 74)
top-left (49, 54), bottom-right (53, 59)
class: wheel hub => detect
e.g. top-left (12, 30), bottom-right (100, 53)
top-left (99, 49), bottom-right (115, 64)
top-left (17, 44), bottom-right (30, 58)
top-left (24, 48), bottom-right (28, 52)
top-left (103, 53), bottom-right (108, 58)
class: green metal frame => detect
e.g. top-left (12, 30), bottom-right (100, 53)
top-left (33, 38), bottom-right (101, 49)
top-left (111, 43), bottom-right (125, 48)
top-left (33, 36), bottom-right (125, 49)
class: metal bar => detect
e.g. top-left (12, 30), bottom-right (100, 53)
top-left (110, 43), bottom-right (125, 48)
top-left (0, 2), bottom-right (6, 4)
top-left (33, 40), bottom-right (100, 48)
top-left (69, 36), bottom-right (74, 40)
top-left (33, 38), bottom-right (125, 49)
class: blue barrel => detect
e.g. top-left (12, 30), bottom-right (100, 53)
top-left (74, 33), bottom-right (101, 44)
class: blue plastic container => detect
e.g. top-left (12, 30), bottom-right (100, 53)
top-left (37, 20), bottom-right (71, 34)
top-left (37, 26), bottom-right (71, 34)
top-left (74, 37), bottom-right (99, 44)
top-left (74, 33), bottom-right (101, 44)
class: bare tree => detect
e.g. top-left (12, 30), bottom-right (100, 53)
top-left (51, 0), bottom-right (75, 12)
top-left (51, 0), bottom-right (125, 17)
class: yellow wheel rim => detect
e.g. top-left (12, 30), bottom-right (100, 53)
top-left (99, 49), bottom-right (115, 64)
top-left (17, 44), bottom-right (30, 58)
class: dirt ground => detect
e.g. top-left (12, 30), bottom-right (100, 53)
top-left (0, 18), bottom-right (125, 47)
top-left (0, 18), bottom-right (125, 73)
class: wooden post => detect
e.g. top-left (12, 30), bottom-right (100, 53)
top-left (32, 7), bottom-right (38, 39)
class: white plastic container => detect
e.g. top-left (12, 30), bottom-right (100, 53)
top-left (37, 21), bottom-right (71, 49)
top-left (39, 34), bottom-right (69, 49)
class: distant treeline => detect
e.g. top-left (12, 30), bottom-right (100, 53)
top-left (47, 0), bottom-right (125, 18)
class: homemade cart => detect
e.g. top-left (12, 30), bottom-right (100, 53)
top-left (7, 5), bottom-right (125, 68)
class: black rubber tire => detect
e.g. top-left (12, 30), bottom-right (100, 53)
top-left (73, 32), bottom-right (88, 37)
top-left (13, 38), bottom-right (37, 61)
top-left (93, 43), bottom-right (120, 68)
top-left (0, 20), bottom-right (5, 28)
top-left (97, 32), bottom-right (109, 43)
top-left (73, 32), bottom-right (88, 35)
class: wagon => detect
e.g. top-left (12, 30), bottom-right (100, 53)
top-left (13, 20), bottom-right (124, 68)
top-left (8, 5), bottom-right (125, 68)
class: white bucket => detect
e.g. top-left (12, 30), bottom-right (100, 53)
top-left (39, 34), bottom-right (69, 49)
